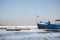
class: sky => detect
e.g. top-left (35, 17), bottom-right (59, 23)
top-left (0, 0), bottom-right (60, 26)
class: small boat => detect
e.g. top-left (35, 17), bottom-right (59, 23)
top-left (6, 27), bottom-right (20, 31)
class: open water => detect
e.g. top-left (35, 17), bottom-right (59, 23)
top-left (0, 29), bottom-right (60, 40)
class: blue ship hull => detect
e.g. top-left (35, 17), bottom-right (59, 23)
top-left (37, 24), bottom-right (60, 29)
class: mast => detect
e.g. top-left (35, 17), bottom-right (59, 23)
top-left (36, 15), bottom-right (39, 24)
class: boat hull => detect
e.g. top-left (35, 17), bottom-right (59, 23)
top-left (37, 24), bottom-right (60, 29)
top-left (6, 29), bottom-right (20, 31)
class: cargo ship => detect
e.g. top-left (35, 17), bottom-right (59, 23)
top-left (37, 18), bottom-right (60, 29)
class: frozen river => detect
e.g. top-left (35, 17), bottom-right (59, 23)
top-left (0, 29), bottom-right (60, 40)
